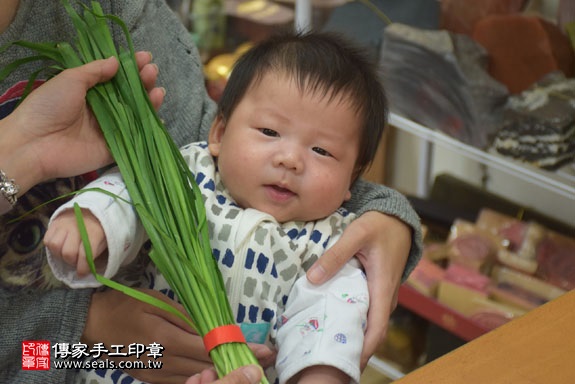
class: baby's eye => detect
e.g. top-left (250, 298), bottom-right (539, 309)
top-left (312, 147), bottom-right (332, 157)
top-left (260, 128), bottom-right (279, 137)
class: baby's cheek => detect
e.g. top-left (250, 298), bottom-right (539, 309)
top-left (317, 171), bottom-right (350, 198)
top-left (307, 178), bottom-right (348, 211)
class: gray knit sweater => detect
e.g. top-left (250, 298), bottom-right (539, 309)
top-left (0, 1), bottom-right (421, 383)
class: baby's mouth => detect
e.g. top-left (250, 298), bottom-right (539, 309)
top-left (271, 184), bottom-right (292, 193)
top-left (265, 184), bottom-right (296, 200)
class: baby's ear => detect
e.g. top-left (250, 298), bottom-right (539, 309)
top-left (208, 114), bottom-right (226, 156)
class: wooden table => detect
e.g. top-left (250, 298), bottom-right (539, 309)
top-left (395, 289), bottom-right (575, 383)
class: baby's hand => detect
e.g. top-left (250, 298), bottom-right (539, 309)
top-left (44, 208), bottom-right (107, 276)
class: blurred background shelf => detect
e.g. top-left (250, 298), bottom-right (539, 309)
top-left (366, 355), bottom-right (405, 382)
top-left (389, 113), bottom-right (575, 201)
top-left (397, 284), bottom-right (490, 342)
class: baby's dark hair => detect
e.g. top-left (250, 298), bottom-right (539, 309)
top-left (217, 31), bottom-right (388, 179)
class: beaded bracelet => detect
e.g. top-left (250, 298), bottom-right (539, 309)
top-left (0, 170), bottom-right (19, 214)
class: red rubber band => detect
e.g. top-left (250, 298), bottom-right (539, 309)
top-left (203, 325), bottom-right (246, 353)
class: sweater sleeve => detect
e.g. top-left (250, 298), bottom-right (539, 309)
top-left (343, 179), bottom-right (423, 281)
top-left (0, 287), bottom-right (91, 384)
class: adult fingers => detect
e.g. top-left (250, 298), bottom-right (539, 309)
top-left (306, 218), bottom-right (367, 285)
top-left (65, 56), bottom-right (120, 90)
top-left (135, 51), bottom-right (153, 71)
top-left (148, 86), bottom-right (165, 111)
top-left (134, 51), bottom-right (164, 109)
top-left (139, 288), bottom-right (198, 336)
top-left (138, 62), bottom-right (159, 90)
top-left (360, 277), bottom-right (398, 369)
top-left (138, 61), bottom-right (164, 110)
top-left (248, 343), bottom-right (276, 368)
top-left (185, 368), bottom-right (218, 384)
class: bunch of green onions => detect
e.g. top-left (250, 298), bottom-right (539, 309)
top-left (1, 1), bottom-right (265, 381)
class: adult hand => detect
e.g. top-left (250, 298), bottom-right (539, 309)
top-left (306, 211), bottom-right (411, 368)
top-left (0, 51), bottom-right (163, 195)
top-left (84, 289), bottom-right (275, 384)
top-left (83, 288), bottom-right (208, 384)
top-left (185, 365), bottom-right (263, 384)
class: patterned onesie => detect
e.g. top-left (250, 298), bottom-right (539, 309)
top-left (48, 142), bottom-right (369, 384)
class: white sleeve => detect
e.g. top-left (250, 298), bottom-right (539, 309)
top-left (275, 262), bottom-right (369, 384)
top-left (46, 168), bottom-right (146, 288)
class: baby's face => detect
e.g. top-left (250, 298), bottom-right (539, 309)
top-left (208, 71), bottom-right (361, 223)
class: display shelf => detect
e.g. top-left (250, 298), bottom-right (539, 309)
top-left (397, 284), bottom-right (491, 342)
top-left (389, 113), bottom-right (575, 200)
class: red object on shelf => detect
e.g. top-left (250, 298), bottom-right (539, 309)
top-left (440, 0), bottom-right (525, 35)
top-left (398, 284), bottom-right (491, 342)
top-left (472, 14), bottom-right (575, 94)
